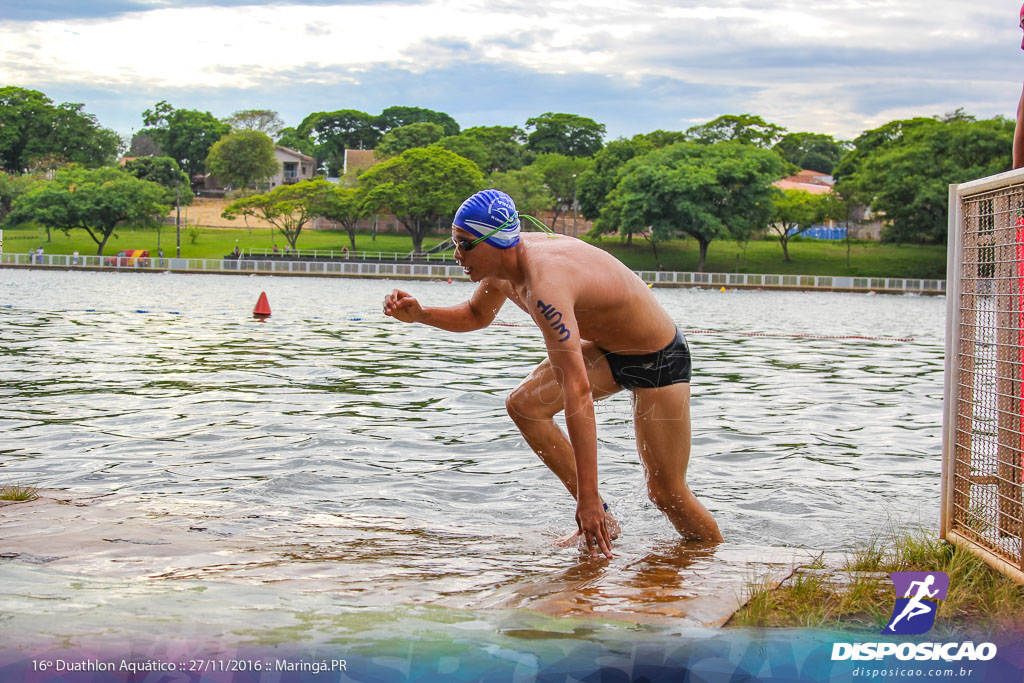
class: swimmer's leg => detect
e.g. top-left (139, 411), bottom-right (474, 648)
top-left (506, 341), bottom-right (621, 537)
top-left (633, 383), bottom-right (723, 543)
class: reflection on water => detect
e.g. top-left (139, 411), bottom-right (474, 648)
top-left (0, 269), bottom-right (945, 630)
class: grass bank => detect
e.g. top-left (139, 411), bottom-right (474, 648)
top-left (0, 484), bottom-right (38, 502)
top-left (592, 235), bottom-right (947, 279)
top-left (3, 224), bottom-right (947, 279)
top-left (729, 528), bottom-right (1024, 639)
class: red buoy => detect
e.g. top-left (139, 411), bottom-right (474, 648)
top-left (253, 291), bottom-right (271, 318)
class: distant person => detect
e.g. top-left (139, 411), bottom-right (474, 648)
top-left (232, 246), bottom-right (241, 259)
top-left (72, 249), bottom-right (80, 265)
top-left (383, 189), bottom-right (721, 559)
top-left (158, 248), bottom-right (164, 259)
top-left (1016, 3), bottom-right (1024, 168)
top-left (342, 245), bottom-right (350, 260)
top-left (284, 244), bottom-right (291, 256)
top-left (36, 246), bottom-right (44, 264)
top-left (27, 247), bottom-right (34, 264)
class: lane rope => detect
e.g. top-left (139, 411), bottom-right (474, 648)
top-left (492, 322), bottom-right (914, 342)
top-left (0, 306), bottom-right (914, 342)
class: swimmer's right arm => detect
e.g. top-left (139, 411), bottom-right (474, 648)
top-left (383, 283), bottom-right (506, 332)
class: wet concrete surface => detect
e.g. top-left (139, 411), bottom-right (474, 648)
top-left (1, 490), bottom-right (834, 634)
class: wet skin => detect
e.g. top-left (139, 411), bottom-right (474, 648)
top-left (383, 228), bottom-right (723, 558)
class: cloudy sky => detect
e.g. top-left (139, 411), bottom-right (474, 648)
top-left (0, 0), bottom-right (1017, 143)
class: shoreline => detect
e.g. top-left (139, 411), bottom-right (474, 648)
top-left (0, 262), bottom-right (946, 296)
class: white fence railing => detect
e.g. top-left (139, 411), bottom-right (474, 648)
top-left (244, 247), bottom-right (458, 263)
top-left (0, 252), bottom-right (945, 293)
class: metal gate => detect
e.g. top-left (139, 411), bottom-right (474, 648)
top-left (943, 169), bottom-right (1024, 583)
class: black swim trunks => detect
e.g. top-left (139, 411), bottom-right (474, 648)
top-left (601, 327), bottom-right (691, 390)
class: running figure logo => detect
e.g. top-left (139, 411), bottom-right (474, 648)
top-left (882, 572), bottom-right (949, 635)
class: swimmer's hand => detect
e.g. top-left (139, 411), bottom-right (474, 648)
top-left (383, 289), bottom-right (423, 323)
top-left (556, 507), bottom-right (620, 548)
top-left (575, 495), bottom-right (614, 559)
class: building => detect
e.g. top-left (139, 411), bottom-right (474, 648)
top-left (773, 169), bottom-right (835, 195)
top-left (267, 146), bottom-right (316, 188)
top-left (343, 149), bottom-right (378, 177)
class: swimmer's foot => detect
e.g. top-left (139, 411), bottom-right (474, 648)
top-left (554, 508), bottom-right (620, 547)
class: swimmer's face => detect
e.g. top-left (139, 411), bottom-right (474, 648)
top-left (453, 226), bottom-right (495, 281)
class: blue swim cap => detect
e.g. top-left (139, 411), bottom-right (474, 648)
top-left (453, 189), bottom-right (520, 249)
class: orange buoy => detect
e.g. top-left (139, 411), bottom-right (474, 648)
top-left (253, 291), bottom-right (271, 318)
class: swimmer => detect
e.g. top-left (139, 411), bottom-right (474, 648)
top-left (383, 189), bottom-right (722, 559)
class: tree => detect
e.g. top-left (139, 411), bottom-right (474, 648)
top-left (0, 173), bottom-right (43, 222)
top-left (375, 122), bottom-right (446, 158)
top-left (359, 147), bottom-right (483, 253)
top-left (530, 153), bottom-right (590, 230)
top-left (767, 189), bottom-right (846, 262)
top-left (376, 106), bottom-right (460, 137)
top-left (774, 132), bottom-right (846, 175)
top-left (225, 109), bottom-right (285, 137)
top-left (205, 130), bottom-right (279, 191)
top-left (599, 142), bottom-right (788, 271)
top-left (123, 156), bottom-right (193, 206)
top-left (577, 132), bottom-right (686, 234)
top-left (431, 134), bottom-right (490, 171)
top-left (4, 166), bottom-right (169, 255)
top-left (686, 114), bottom-right (786, 149)
top-left (459, 126), bottom-right (530, 172)
top-left (221, 179), bottom-right (336, 251)
top-left (47, 103), bottom-right (123, 167)
top-left (298, 109), bottom-right (379, 176)
top-left (525, 113), bottom-right (606, 157)
top-left (832, 116), bottom-right (936, 194)
top-left (275, 127), bottom-right (316, 158)
top-left (576, 137), bottom-right (655, 225)
top-left (841, 116), bottom-right (1012, 243)
top-left (141, 101), bottom-right (231, 179)
top-left (318, 186), bottom-right (368, 251)
top-left (487, 165), bottom-right (554, 217)
top-left (129, 131), bottom-right (162, 157)
top-left (0, 87), bottom-right (121, 172)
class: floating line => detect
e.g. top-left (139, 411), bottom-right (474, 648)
top-left (0, 305), bottom-right (915, 341)
top-left (492, 322), bottom-right (914, 342)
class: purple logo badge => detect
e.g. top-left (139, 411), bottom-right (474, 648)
top-left (882, 572), bottom-right (949, 635)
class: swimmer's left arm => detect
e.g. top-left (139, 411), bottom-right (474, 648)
top-left (531, 293), bottom-right (612, 559)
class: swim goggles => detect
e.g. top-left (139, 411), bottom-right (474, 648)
top-left (452, 213), bottom-right (556, 251)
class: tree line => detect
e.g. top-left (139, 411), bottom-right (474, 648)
top-left (0, 85), bottom-right (1014, 262)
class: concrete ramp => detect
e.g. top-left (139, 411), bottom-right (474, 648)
top-left (1, 491), bottom-right (823, 631)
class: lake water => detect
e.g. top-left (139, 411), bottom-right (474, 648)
top-left (0, 268), bottom-right (948, 675)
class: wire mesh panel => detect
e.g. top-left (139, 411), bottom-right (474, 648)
top-left (945, 172), bottom-right (1024, 581)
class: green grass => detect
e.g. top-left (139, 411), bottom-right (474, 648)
top-left (730, 527), bottom-right (1024, 638)
top-left (3, 224), bottom-right (948, 279)
top-left (591, 234), bottom-right (947, 279)
top-left (3, 224), bottom-right (449, 261)
top-left (0, 484), bottom-right (38, 502)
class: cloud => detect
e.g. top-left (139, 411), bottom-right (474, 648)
top-left (0, 0), bottom-right (1018, 141)
top-left (0, 0), bottom-right (425, 22)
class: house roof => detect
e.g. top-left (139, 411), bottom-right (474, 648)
top-left (275, 146), bottom-right (315, 163)
top-left (344, 149), bottom-right (378, 175)
top-left (773, 169), bottom-right (834, 195)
